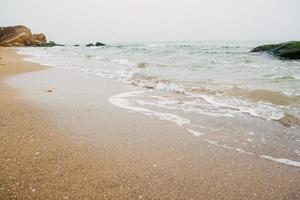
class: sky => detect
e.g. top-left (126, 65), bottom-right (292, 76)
top-left (1, 0), bottom-right (300, 43)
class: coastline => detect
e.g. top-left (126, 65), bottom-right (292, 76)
top-left (1, 48), bottom-right (300, 199)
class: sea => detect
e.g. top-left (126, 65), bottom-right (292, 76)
top-left (17, 41), bottom-right (300, 167)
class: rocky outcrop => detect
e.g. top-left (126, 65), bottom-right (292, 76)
top-left (86, 43), bottom-right (94, 47)
top-left (250, 41), bottom-right (300, 60)
top-left (95, 42), bottom-right (105, 46)
top-left (33, 41), bottom-right (64, 47)
top-left (0, 25), bottom-right (48, 47)
top-left (86, 42), bottom-right (106, 47)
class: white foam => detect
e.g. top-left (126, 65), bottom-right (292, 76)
top-left (129, 79), bottom-right (185, 93)
top-left (111, 59), bottom-right (136, 67)
top-left (247, 138), bottom-right (252, 142)
top-left (194, 94), bottom-right (285, 120)
top-left (260, 155), bottom-right (300, 168)
top-left (136, 100), bottom-right (177, 110)
top-left (147, 44), bottom-right (166, 48)
top-left (248, 132), bottom-right (255, 136)
top-left (202, 139), bottom-right (253, 155)
top-left (187, 129), bottom-right (204, 137)
top-left (294, 149), bottom-right (300, 156)
top-left (109, 91), bottom-right (190, 127)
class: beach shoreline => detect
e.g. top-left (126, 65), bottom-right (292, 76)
top-left (1, 48), bottom-right (300, 199)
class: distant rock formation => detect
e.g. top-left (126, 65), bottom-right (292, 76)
top-left (0, 25), bottom-right (48, 47)
top-left (250, 41), bottom-right (300, 60)
top-left (86, 43), bottom-right (94, 47)
top-left (33, 41), bottom-right (64, 47)
top-left (0, 25), bottom-right (63, 47)
top-left (95, 42), bottom-right (105, 46)
top-left (86, 42), bottom-right (106, 47)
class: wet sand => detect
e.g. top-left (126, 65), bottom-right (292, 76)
top-left (1, 48), bottom-right (300, 199)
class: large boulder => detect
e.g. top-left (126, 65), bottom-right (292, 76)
top-left (250, 41), bottom-right (300, 60)
top-left (0, 25), bottom-right (48, 47)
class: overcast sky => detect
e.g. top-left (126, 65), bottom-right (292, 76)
top-left (1, 0), bottom-right (300, 43)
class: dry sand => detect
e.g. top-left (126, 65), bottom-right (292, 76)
top-left (0, 48), bottom-right (300, 199)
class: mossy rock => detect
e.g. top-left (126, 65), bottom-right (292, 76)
top-left (250, 41), bottom-right (300, 60)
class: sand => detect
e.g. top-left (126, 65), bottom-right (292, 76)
top-left (0, 47), bottom-right (300, 199)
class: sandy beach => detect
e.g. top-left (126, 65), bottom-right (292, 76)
top-left (1, 48), bottom-right (300, 199)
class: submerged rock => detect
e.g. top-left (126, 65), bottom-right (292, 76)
top-left (279, 113), bottom-right (300, 127)
top-left (86, 42), bottom-right (106, 47)
top-left (86, 43), bottom-right (94, 47)
top-left (34, 41), bottom-right (64, 47)
top-left (250, 41), bottom-right (300, 60)
top-left (95, 42), bottom-right (106, 46)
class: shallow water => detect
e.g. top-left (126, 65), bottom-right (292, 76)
top-left (17, 41), bottom-right (300, 167)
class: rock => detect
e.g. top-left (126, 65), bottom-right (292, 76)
top-left (95, 42), bottom-right (106, 46)
top-left (279, 113), bottom-right (300, 127)
top-left (86, 43), bottom-right (94, 47)
top-left (138, 62), bottom-right (147, 68)
top-left (31, 33), bottom-right (47, 45)
top-left (34, 41), bottom-right (64, 47)
top-left (250, 41), bottom-right (300, 60)
top-left (0, 25), bottom-right (48, 47)
top-left (86, 42), bottom-right (106, 47)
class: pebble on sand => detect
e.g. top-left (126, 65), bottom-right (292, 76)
top-left (46, 89), bottom-right (54, 92)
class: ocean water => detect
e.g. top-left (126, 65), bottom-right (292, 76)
top-left (17, 41), bottom-right (300, 167)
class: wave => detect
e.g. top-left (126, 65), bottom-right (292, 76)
top-left (17, 45), bottom-right (300, 168)
top-left (17, 45), bottom-right (300, 123)
top-left (109, 91), bottom-right (190, 127)
top-left (109, 90), bottom-right (300, 168)
top-left (128, 77), bottom-right (291, 121)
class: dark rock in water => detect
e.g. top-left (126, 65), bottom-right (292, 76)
top-left (95, 42), bottom-right (106, 46)
top-left (33, 41), bottom-right (64, 47)
top-left (86, 43), bottom-right (94, 47)
top-left (86, 42), bottom-right (106, 47)
top-left (138, 62), bottom-right (147, 68)
top-left (34, 41), bottom-right (55, 47)
top-left (74, 44), bottom-right (80, 46)
top-left (250, 41), bottom-right (300, 60)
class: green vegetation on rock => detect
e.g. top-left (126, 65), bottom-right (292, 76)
top-left (250, 41), bottom-right (300, 60)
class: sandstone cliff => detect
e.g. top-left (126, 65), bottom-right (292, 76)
top-left (0, 25), bottom-right (47, 47)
